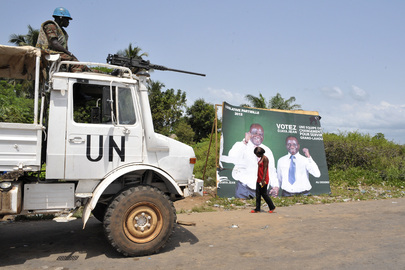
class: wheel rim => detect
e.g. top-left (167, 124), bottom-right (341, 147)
top-left (123, 202), bottom-right (163, 244)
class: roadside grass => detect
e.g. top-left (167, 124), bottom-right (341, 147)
top-left (199, 184), bottom-right (405, 212)
top-left (177, 205), bottom-right (216, 214)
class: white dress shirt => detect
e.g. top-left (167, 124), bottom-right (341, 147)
top-left (225, 139), bottom-right (277, 189)
top-left (277, 152), bottom-right (321, 193)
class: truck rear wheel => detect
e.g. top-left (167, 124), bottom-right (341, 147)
top-left (103, 185), bottom-right (176, 256)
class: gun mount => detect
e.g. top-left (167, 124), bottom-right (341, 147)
top-left (106, 54), bottom-right (206, 77)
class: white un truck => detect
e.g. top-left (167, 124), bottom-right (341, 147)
top-left (0, 45), bottom-right (204, 256)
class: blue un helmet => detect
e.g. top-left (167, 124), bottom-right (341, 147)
top-left (53, 7), bottom-right (72, 20)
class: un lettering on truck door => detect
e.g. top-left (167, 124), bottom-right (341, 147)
top-left (64, 80), bottom-right (143, 179)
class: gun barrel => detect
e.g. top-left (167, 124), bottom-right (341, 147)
top-left (151, 64), bottom-right (206, 77)
top-left (169, 68), bottom-right (206, 77)
top-left (106, 54), bottom-right (206, 77)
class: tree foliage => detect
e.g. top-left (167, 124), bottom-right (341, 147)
top-left (269, 93), bottom-right (302, 110)
top-left (117, 43), bottom-right (148, 59)
top-left (324, 131), bottom-right (405, 187)
top-left (147, 80), bottom-right (187, 136)
top-left (173, 119), bottom-right (195, 145)
top-left (187, 98), bottom-right (216, 142)
top-left (0, 81), bottom-right (34, 123)
top-left (242, 93), bottom-right (267, 108)
top-left (8, 25), bottom-right (39, 98)
top-left (192, 136), bottom-right (220, 185)
top-left (9, 25), bottom-right (39, 46)
top-left (117, 43), bottom-right (149, 74)
top-left (242, 92), bottom-right (302, 110)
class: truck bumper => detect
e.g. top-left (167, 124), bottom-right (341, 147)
top-left (183, 177), bottom-right (204, 197)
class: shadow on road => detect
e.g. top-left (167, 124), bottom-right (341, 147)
top-left (0, 217), bottom-right (198, 267)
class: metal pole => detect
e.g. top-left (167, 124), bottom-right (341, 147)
top-left (34, 55), bottom-right (40, 125)
top-left (202, 122), bottom-right (215, 181)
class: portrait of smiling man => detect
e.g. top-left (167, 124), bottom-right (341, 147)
top-left (227, 123), bottom-right (278, 199)
top-left (275, 136), bottom-right (321, 197)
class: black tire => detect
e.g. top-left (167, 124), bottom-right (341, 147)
top-left (103, 185), bottom-right (176, 256)
top-left (92, 203), bottom-right (107, 222)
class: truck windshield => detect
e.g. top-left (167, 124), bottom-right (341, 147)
top-left (73, 82), bottom-right (136, 125)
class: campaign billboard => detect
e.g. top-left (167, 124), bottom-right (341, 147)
top-left (218, 102), bottom-right (330, 198)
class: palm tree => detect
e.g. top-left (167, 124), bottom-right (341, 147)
top-left (242, 93), bottom-right (268, 108)
top-left (117, 43), bottom-right (149, 74)
top-left (269, 93), bottom-right (302, 110)
top-left (7, 25), bottom-right (40, 98)
top-left (242, 92), bottom-right (302, 110)
top-left (118, 43), bottom-right (148, 59)
top-left (9, 34), bottom-right (27, 46)
top-left (9, 25), bottom-right (39, 46)
top-left (26, 25), bottom-right (39, 46)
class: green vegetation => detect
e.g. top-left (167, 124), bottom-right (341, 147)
top-left (186, 98), bottom-right (217, 142)
top-left (203, 182), bottom-right (404, 211)
top-left (192, 136), bottom-right (220, 186)
top-left (324, 132), bottom-right (405, 188)
top-left (9, 25), bottom-right (39, 47)
top-left (0, 81), bottom-right (35, 123)
top-left (242, 92), bottom-right (301, 110)
top-left (206, 196), bottom-right (246, 210)
top-left (148, 80), bottom-right (187, 136)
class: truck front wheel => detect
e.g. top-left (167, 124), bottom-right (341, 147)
top-left (103, 185), bottom-right (176, 256)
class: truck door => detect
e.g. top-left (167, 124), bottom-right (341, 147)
top-left (64, 79), bottom-right (143, 180)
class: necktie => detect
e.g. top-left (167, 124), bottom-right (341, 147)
top-left (289, 155), bottom-right (296, 185)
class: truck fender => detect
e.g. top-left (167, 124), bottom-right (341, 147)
top-left (82, 164), bottom-right (183, 228)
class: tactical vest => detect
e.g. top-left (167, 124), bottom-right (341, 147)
top-left (36, 20), bottom-right (69, 53)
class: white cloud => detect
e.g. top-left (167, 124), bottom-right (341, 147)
top-left (350, 85), bottom-right (369, 101)
top-left (206, 87), bottom-right (246, 105)
top-left (320, 86), bottom-right (344, 99)
top-left (319, 100), bottom-right (405, 143)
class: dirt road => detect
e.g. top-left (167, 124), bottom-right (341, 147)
top-left (1, 198), bottom-right (404, 270)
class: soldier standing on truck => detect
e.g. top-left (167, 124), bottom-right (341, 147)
top-left (36, 7), bottom-right (84, 72)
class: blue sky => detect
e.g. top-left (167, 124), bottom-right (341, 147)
top-left (1, 0), bottom-right (404, 144)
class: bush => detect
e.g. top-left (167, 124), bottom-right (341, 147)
top-left (0, 80), bottom-right (35, 123)
top-left (192, 135), bottom-right (220, 186)
top-left (324, 131), bottom-right (405, 187)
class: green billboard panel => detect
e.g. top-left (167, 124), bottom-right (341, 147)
top-left (218, 102), bottom-right (330, 198)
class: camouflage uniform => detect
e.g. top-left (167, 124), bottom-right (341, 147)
top-left (36, 20), bottom-right (84, 72)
